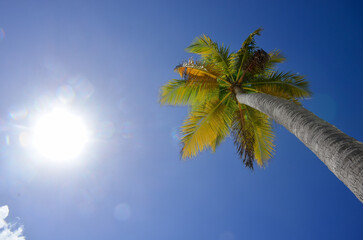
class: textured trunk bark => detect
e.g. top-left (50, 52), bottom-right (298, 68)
top-left (235, 88), bottom-right (363, 203)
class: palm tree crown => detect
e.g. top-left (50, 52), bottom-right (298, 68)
top-left (160, 29), bottom-right (311, 169)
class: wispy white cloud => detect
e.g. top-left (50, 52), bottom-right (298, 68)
top-left (0, 206), bottom-right (25, 240)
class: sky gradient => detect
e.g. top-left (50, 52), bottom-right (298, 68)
top-left (0, 0), bottom-right (362, 239)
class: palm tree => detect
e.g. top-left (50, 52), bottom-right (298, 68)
top-left (160, 29), bottom-right (363, 203)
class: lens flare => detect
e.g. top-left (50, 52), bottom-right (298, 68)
top-left (9, 107), bottom-right (28, 121)
top-left (57, 85), bottom-right (75, 103)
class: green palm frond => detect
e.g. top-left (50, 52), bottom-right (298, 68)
top-left (241, 28), bottom-right (262, 51)
top-left (160, 79), bottom-right (219, 106)
top-left (186, 35), bottom-right (234, 79)
top-left (181, 93), bottom-right (233, 158)
top-left (244, 106), bottom-right (275, 166)
top-left (231, 102), bottom-right (255, 168)
top-left (233, 28), bottom-right (263, 81)
top-left (244, 71), bottom-right (311, 100)
top-left (265, 50), bottom-right (286, 70)
top-left (231, 102), bottom-right (274, 168)
top-left (209, 96), bottom-right (238, 152)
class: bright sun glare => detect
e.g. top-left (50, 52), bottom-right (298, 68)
top-left (32, 108), bottom-right (89, 163)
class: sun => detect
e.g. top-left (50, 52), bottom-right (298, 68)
top-left (32, 108), bottom-right (89, 163)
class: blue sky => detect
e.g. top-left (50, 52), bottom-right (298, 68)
top-left (0, 0), bottom-right (362, 239)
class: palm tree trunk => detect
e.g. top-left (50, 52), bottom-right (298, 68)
top-left (234, 88), bottom-right (363, 203)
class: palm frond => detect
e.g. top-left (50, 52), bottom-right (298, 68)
top-left (233, 28), bottom-right (263, 81)
top-left (244, 71), bottom-right (311, 100)
top-left (231, 102), bottom-right (255, 168)
top-left (241, 28), bottom-right (263, 51)
top-left (244, 106), bottom-right (275, 166)
top-left (209, 96), bottom-right (237, 152)
top-left (174, 59), bottom-right (231, 86)
top-left (181, 94), bottom-right (233, 158)
top-left (231, 103), bottom-right (275, 168)
top-left (160, 79), bottom-right (218, 106)
top-left (265, 50), bottom-right (286, 70)
top-left (186, 35), bottom-right (234, 79)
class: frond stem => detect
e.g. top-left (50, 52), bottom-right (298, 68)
top-left (242, 87), bottom-right (262, 93)
top-left (237, 62), bottom-right (253, 84)
top-left (219, 78), bottom-right (232, 86)
top-left (243, 81), bottom-right (297, 86)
